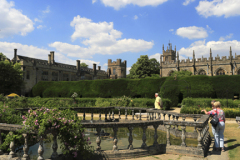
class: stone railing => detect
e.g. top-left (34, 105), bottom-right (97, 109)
top-left (236, 116), bottom-right (240, 128)
top-left (0, 107), bottom-right (211, 159)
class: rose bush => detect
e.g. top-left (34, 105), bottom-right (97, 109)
top-left (20, 107), bottom-right (93, 159)
top-left (0, 104), bottom-right (94, 159)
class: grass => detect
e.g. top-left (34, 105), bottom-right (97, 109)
top-left (224, 123), bottom-right (240, 160)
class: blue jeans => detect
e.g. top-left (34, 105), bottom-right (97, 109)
top-left (214, 122), bottom-right (225, 148)
top-left (211, 125), bottom-right (215, 136)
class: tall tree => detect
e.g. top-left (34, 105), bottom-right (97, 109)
top-left (0, 53), bottom-right (25, 95)
top-left (80, 62), bottom-right (88, 68)
top-left (127, 55), bottom-right (160, 79)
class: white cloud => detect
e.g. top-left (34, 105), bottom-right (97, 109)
top-left (206, 25), bottom-right (214, 33)
top-left (149, 53), bottom-right (161, 63)
top-left (183, 0), bottom-right (195, 6)
top-left (34, 18), bottom-right (42, 23)
top-left (0, 0), bottom-right (34, 38)
top-left (99, 0), bottom-right (169, 10)
top-left (37, 25), bottom-right (46, 29)
top-left (0, 41), bottom-right (100, 68)
top-left (196, 0), bottom-right (240, 18)
top-left (92, 0), bottom-right (97, 4)
top-left (101, 63), bottom-right (108, 71)
top-left (123, 15), bottom-right (128, 17)
top-left (219, 33), bottom-right (233, 41)
top-left (176, 26), bottom-right (208, 39)
top-left (52, 15), bottom-right (153, 59)
top-left (127, 67), bottom-right (131, 75)
top-left (134, 15), bottom-right (138, 20)
top-left (42, 5), bottom-right (50, 14)
top-left (179, 40), bottom-right (240, 59)
top-left (169, 29), bottom-right (174, 32)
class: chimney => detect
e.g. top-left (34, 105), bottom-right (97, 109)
top-left (48, 54), bottom-right (51, 64)
top-left (50, 51), bottom-right (55, 64)
top-left (76, 60), bottom-right (80, 71)
top-left (14, 49), bottom-right (17, 63)
top-left (98, 66), bottom-right (101, 70)
top-left (93, 63), bottom-right (96, 76)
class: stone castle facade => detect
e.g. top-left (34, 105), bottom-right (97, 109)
top-left (160, 43), bottom-right (240, 77)
top-left (0, 49), bottom-right (126, 96)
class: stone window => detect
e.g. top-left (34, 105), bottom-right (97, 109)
top-left (42, 71), bottom-right (48, 81)
top-left (52, 72), bottom-right (58, 81)
top-left (113, 68), bottom-right (116, 75)
top-left (26, 71), bottom-right (30, 79)
top-left (81, 76), bottom-right (85, 80)
top-left (216, 69), bottom-right (225, 75)
top-left (63, 73), bottom-right (69, 81)
top-left (71, 74), bottom-right (76, 81)
top-left (199, 70), bottom-right (206, 75)
top-left (238, 70), bottom-right (240, 75)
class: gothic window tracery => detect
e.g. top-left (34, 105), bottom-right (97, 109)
top-left (52, 72), bottom-right (58, 81)
top-left (199, 70), bottom-right (206, 75)
top-left (63, 73), bottom-right (69, 81)
top-left (42, 71), bottom-right (48, 81)
top-left (216, 69), bottom-right (225, 75)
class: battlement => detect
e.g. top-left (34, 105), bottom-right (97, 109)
top-left (108, 59), bottom-right (126, 67)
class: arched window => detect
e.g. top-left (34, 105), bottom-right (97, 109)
top-left (238, 69), bottom-right (240, 75)
top-left (216, 69), bottom-right (225, 75)
top-left (199, 70), bottom-right (206, 75)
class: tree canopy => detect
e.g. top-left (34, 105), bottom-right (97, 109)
top-left (0, 53), bottom-right (25, 95)
top-left (80, 62), bottom-right (88, 68)
top-left (127, 55), bottom-right (160, 79)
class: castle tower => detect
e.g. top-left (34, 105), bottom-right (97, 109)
top-left (107, 59), bottom-right (126, 79)
top-left (162, 42), bottom-right (176, 62)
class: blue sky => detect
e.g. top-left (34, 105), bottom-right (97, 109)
top-left (1, 0), bottom-right (240, 74)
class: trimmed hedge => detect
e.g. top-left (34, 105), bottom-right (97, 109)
top-left (3, 97), bottom-right (171, 110)
top-left (160, 75), bottom-right (216, 107)
top-left (32, 77), bottom-right (167, 99)
top-left (182, 97), bottom-right (240, 108)
top-left (210, 75), bottom-right (240, 99)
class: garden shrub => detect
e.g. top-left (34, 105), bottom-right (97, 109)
top-left (210, 75), bottom-right (240, 99)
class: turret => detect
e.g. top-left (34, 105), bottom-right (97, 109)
top-left (48, 54), bottom-right (51, 64)
top-left (210, 48), bottom-right (213, 76)
top-left (93, 63), bottom-right (96, 76)
top-left (76, 60), bottom-right (80, 71)
top-left (14, 49), bottom-right (17, 63)
top-left (50, 51), bottom-right (55, 64)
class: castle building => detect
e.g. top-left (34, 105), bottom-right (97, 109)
top-left (160, 43), bottom-right (240, 77)
top-left (0, 49), bottom-right (126, 96)
top-left (107, 59), bottom-right (127, 79)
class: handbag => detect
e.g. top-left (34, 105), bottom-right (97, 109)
top-left (210, 109), bottom-right (219, 128)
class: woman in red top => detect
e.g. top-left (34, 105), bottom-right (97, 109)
top-left (201, 101), bottom-right (225, 152)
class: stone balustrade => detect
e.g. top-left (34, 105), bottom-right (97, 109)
top-left (0, 107), bottom-right (211, 159)
top-left (236, 116), bottom-right (240, 128)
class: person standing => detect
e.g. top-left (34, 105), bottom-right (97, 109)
top-left (154, 93), bottom-right (163, 119)
top-left (154, 93), bottom-right (162, 109)
top-left (202, 101), bottom-right (225, 152)
top-left (210, 100), bottom-right (216, 136)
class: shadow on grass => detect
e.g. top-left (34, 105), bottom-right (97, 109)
top-left (224, 139), bottom-right (236, 144)
top-left (225, 143), bottom-right (240, 151)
